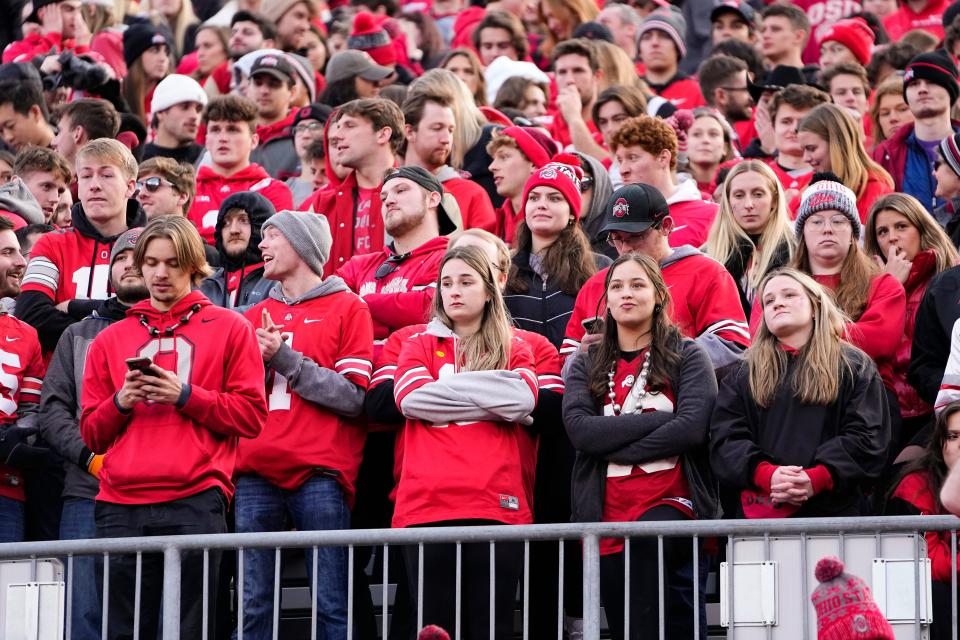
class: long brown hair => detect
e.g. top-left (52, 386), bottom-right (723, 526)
top-left (749, 268), bottom-right (850, 407)
top-left (122, 58), bottom-right (153, 124)
top-left (792, 225), bottom-right (879, 321)
top-left (506, 219), bottom-right (597, 295)
top-left (586, 254), bottom-right (683, 402)
top-left (431, 245), bottom-right (513, 371)
top-left (864, 192), bottom-right (960, 275)
top-left (890, 403), bottom-right (960, 512)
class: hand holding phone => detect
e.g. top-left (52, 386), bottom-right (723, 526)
top-left (581, 317), bottom-right (603, 335)
top-left (125, 357), bottom-right (153, 374)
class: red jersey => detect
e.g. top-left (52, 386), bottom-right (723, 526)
top-left (561, 248), bottom-right (750, 359)
top-left (495, 199), bottom-right (524, 247)
top-left (601, 358), bottom-right (689, 554)
top-left (650, 75), bottom-right (707, 110)
top-left (883, 0), bottom-right (947, 41)
top-left (766, 160), bottom-right (813, 194)
top-left (337, 236), bottom-right (449, 341)
top-left (189, 164), bottom-right (293, 245)
top-left (0, 314), bottom-right (44, 502)
top-left (237, 289), bottom-right (374, 503)
top-left (80, 291), bottom-right (267, 504)
top-left (442, 177), bottom-right (497, 233)
top-left (22, 228), bottom-right (116, 303)
top-left (392, 326), bottom-right (538, 526)
top-left (666, 181), bottom-right (720, 248)
top-left (792, 0), bottom-right (862, 63)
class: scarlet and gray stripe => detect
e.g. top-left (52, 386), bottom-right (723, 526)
top-left (395, 365), bottom-right (432, 396)
top-left (22, 257), bottom-right (60, 294)
top-left (538, 373), bottom-right (564, 391)
top-left (370, 364), bottom-right (397, 386)
top-left (940, 135), bottom-right (960, 178)
top-left (335, 357), bottom-right (373, 381)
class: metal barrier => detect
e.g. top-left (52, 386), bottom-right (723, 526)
top-left (0, 515), bottom-right (958, 640)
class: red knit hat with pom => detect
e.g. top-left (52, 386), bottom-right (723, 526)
top-left (521, 153), bottom-right (585, 221)
top-left (818, 18), bottom-right (874, 66)
top-left (349, 12), bottom-right (397, 67)
top-left (417, 626), bottom-right (450, 640)
top-left (810, 556), bottom-right (894, 640)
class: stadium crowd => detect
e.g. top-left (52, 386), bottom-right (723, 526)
top-left (1, 0), bottom-right (960, 638)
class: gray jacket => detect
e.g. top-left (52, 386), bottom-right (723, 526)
top-left (250, 136), bottom-right (298, 180)
top-left (563, 338), bottom-right (720, 522)
top-left (200, 266), bottom-right (274, 312)
top-left (263, 277), bottom-right (366, 417)
top-left (0, 177), bottom-right (44, 225)
top-left (39, 299), bottom-right (127, 500)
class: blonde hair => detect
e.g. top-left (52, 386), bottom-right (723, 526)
top-left (449, 228), bottom-right (511, 275)
top-left (798, 103), bottom-right (894, 198)
top-left (869, 76), bottom-right (908, 146)
top-left (142, 0), bottom-right (198, 57)
top-left (749, 268), bottom-right (850, 407)
top-left (76, 139), bottom-right (138, 181)
top-left (407, 68), bottom-right (486, 169)
top-left (537, 0), bottom-right (599, 60)
top-left (864, 192), bottom-right (960, 275)
top-left (439, 48), bottom-right (488, 107)
top-left (431, 245), bottom-right (513, 371)
top-left (134, 215), bottom-right (213, 286)
top-left (593, 40), bottom-right (640, 91)
top-left (705, 160), bottom-right (795, 294)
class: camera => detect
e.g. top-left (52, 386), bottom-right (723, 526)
top-left (42, 52), bottom-right (109, 92)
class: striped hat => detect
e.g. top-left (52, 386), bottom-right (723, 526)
top-left (638, 7), bottom-right (687, 59)
top-left (794, 173), bottom-right (861, 240)
top-left (939, 133), bottom-right (960, 178)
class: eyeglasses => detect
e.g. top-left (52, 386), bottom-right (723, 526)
top-left (580, 176), bottom-right (594, 192)
top-left (293, 122), bottom-right (324, 135)
top-left (374, 251), bottom-right (412, 280)
top-left (805, 215), bottom-right (852, 231)
top-left (606, 230), bottom-right (649, 247)
top-left (136, 177), bottom-right (174, 193)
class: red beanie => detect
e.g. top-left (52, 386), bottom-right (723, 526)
top-left (349, 12), bottom-right (397, 67)
top-left (810, 556), bottom-right (894, 640)
top-left (521, 153), bottom-right (584, 221)
top-left (818, 18), bottom-right (874, 66)
top-left (498, 126), bottom-right (557, 168)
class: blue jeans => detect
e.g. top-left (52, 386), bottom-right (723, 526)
top-left (0, 495), bottom-right (24, 542)
top-left (234, 474), bottom-right (350, 640)
top-left (60, 498), bottom-right (101, 640)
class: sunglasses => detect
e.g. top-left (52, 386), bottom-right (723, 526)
top-left (374, 251), bottom-right (412, 280)
top-left (136, 177), bottom-right (174, 193)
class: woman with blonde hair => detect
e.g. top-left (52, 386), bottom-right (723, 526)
top-left (142, 0), bottom-right (199, 57)
top-left (439, 48), bottom-right (488, 107)
top-left (797, 103), bottom-right (895, 222)
top-left (705, 160), bottom-right (795, 315)
top-left (864, 193), bottom-right (960, 445)
top-left (535, 0), bottom-right (599, 66)
top-left (190, 24), bottom-right (228, 82)
top-left (686, 108), bottom-right (738, 193)
top-left (712, 267), bottom-right (890, 518)
top-left (593, 40), bottom-right (641, 92)
top-left (870, 76), bottom-right (914, 147)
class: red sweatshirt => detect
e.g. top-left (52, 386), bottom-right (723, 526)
top-left (237, 288), bottom-right (373, 504)
top-left (337, 236), bottom-right (448, 340)
top-left (80, 291), bottom-right (267, 504)
top-left (189, 164), bottom-right (293, 245)
top-left (0, 314), bottom-right (44, 502)
top-left (392, 325), bottom-right (538, 526)
top-left (442, 177), bottom-right (497, 233)
top-left (883, 0), bottom-right (947, 41)
top-left (891, 470), bottom-right (957, 582)
top-left (649, 75), bottom-right (707, 110)
top-left (2, 31), bottom-right (90, 63)
top-left (666, 180), bottom-right (720, 248)
top-left (495, 199), bottom-right (524, 247)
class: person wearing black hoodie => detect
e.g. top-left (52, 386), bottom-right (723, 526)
top-left (39, 228), bottom-right (148, 640)
top-left (15, 140), bottom-right (148, 353)
top-left (200, 191), bottom-right (276, 310)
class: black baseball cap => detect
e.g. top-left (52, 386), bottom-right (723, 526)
top-left (250, 53), bottom-right (296, 84)
top-left (747, 64), bottom-right (807, 104)
top-left (710, 0), bottom-right (756, 26)
top-left (383, 166), bottom-right (458, 235)
top-left (293, 103), bottom-right (333, 127)
top-left (598, 184), bottom-right (670, 240)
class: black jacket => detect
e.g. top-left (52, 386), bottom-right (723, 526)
top-left (908, 265), bottom-right (960, 404)
top-left (563, 338), bottom-right (720, 523)
top-left (710, 345), bottom-right (890, 518)
top-left (504, 251), bottom-right (611, 349)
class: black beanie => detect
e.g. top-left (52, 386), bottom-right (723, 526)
top-left (123, 22), bottom-right (174, 68)
top-left (904, 49), bottom-right (960, 106)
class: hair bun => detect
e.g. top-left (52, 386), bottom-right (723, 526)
top-left (815, 556), bottom-right (844, 583)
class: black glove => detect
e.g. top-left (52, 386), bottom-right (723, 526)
top-left (0, 425), bottom-right (49, 470)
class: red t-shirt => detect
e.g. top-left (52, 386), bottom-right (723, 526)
top-left (354, 187), bottom-right (376, 255)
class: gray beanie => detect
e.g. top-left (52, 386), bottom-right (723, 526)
top-left (794, 179), bottom-right (861, 240)
top-left (261, 210), bottom-right (332, 276)
top-left (110, 227), bottom-right (145, 266)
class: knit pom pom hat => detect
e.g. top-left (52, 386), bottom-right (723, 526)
top-left (521, 153), bottom-right (584, 221)
top-left (417, 626), bottom-right (450, 640)
top-left (349, 12), bottom-right (397, 67)
top-left (810, 556), bottom-right (894, 640)
top-left (818, 18), bottom-right (874, 66)
top-left (794, 172), bottom-right (861, 240)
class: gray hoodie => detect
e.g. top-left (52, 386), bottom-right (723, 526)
top-left (0, 177), bottom-right (44, 226)
top-left (264, 276), bottom-right (366, 417)
top-left (575, 152), bottom-right (615, 260)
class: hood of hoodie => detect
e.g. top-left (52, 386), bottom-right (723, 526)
top-left (576, 152), bottom-right (613, 233)
top-left (196, 163), bottom-right (272, 188)
top-left (267, 275), bottom-right (350, 305)
top-left (434, 165), bottom-right (462, 183)
top-left (94, 296), bottom-right (134, 321)
top-left (0, 178), bottom-right (44, 225)
top-left (666, 178), bottom-right (706, 205)
top-left (72, 199), bottom-right (148, 243)
top-left (425, 316), bottom-right (455, 338)
top-left (127, 289), bottom-right (211, 326)
top-left (214, 191), bottom-right (276, 271)
top-left (660, 244), bottom-right (702, 269)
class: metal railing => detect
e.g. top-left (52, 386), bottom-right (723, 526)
top-left (1, 515), bottom-right (958, 640)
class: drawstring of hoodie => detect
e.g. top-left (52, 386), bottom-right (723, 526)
top-left (87, 239), bottom-right (99, 300)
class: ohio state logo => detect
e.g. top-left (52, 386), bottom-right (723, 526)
top-left (261, 56), bottom-right (280, 66)
top-left (539, 168), bottom-right (558, 180)
top-left (612, 197), bottom-right (630, 218)
top-left (904, 68), bottom-right (915, 82)
top-left (806, 192), bottom-right (838, 209)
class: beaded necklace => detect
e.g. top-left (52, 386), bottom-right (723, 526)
top-left (607, 348), bottom-right (651, 415)
top-left (137, 303), bottom-right (203, 337)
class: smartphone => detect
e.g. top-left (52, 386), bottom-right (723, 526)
top-left (125, 357), bottom-right (154, 374)
top-left (581, 317), bottom-right (603, 335)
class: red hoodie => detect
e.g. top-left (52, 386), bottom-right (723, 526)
top-left (883, 0), bottom-right (947, 41)
top-left (2, 31), bottom-right (90, 63)
top-left (450, 6), bottom-right (486, 50)
top-left (188, 164), bottom-right (293, 245)
top-left (0, 314), bottom-right (44, 503)
top-left (80, 291), bottom-right (267, 504)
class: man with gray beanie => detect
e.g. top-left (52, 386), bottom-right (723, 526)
top-left (40, 227), bottom-right (149, 640)
top-left (338, 165), bottom-right (460, 342)
top-left (234, 210), bottom-right (374, 639)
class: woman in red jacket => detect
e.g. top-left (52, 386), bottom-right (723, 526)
top-left (864, 193), bottom-right (960, 449)
top-left (796, 103), bottom-right (895, 223)
top-left (790, 174), bottom-right (907, 449)
top-left (886, 402), bottom-right (960, 640)
top-left (393, 244), bottom-right (538, 639)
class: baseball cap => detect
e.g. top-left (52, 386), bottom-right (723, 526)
top-left (325, 50), bottom-right (394, 85)
top-left (293, 103), bottom-right (333, 127)
top-left (747, 64), bottom-right (807, 104)
top-left (250, 53), bottom-right (295, 84)
top-left (710, 0), bottom-right (756, 25)
top-left (598, 184), bottom-right (670, 239)
top-left (383, 166), bottom-right (458, 235)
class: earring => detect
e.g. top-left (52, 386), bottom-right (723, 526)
top-left (654, 303), bottom-right (663, 314)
